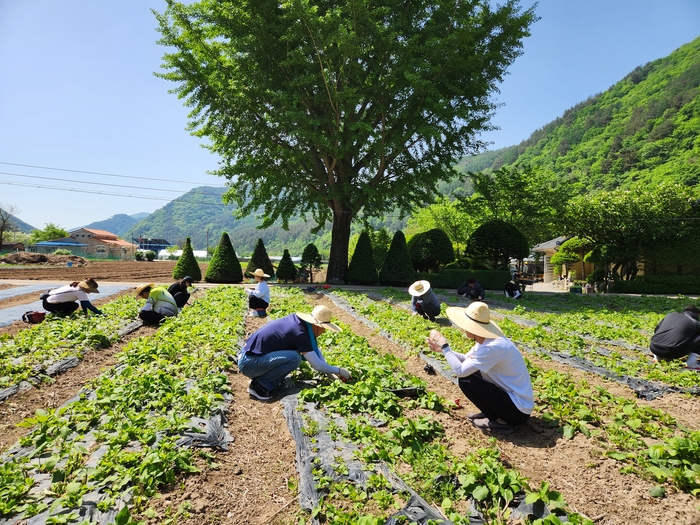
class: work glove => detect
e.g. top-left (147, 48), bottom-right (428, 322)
top-left (337, 367), bottom-right (352, 380)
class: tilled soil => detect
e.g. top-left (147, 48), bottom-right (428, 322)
top-left (1, 266), bottom-right (699, 524)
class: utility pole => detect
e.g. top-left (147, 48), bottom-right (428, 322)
top-left (206, 229), bottom-right (209, 257)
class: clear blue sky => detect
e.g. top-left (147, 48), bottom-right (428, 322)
top-left (1, 0), bottom-right (699, 231)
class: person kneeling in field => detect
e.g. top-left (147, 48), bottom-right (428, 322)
top-left (42, 278), bottom-right (103, 317)
top-left (427, 302), bottom-right (533, 434)
top-left (136, 283), bottom-right (178, 325)
top-left (237, 305), bottom-right (352, 400)
top-left (650, 305), bottom-right (700, 370)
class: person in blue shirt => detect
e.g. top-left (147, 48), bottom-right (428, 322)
top-left (409, 280), bottom-right (441, 322)
top-left (237, 305), bottom-right (352, 400)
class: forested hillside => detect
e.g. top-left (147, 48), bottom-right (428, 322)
top-left (83, 214), bottom-right (141, 237)
top-left (129, 187), bottom-right (407, 256)
top-left (459, 36), bottom-right (700, 190)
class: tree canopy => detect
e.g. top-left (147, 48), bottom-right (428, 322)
top-left (155, 0), bottom-right (537, 281)
top-left (29, 223), bottom-right (69, 244)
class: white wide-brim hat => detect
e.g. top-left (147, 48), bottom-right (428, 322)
top-left (408, 280), bottom-right (431, 296)
top-left (446, 301), bottom-right (504, 339)
top-left (297, 305), bottom-right (342, 332)
top-left (253, 268), bottom-right (270, 278)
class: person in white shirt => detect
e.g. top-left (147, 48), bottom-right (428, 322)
top-left (247, 268), bottom-right (271, 318)
top-left (427, 301), bottom-right (533, 434)
top-left (43, 278), bottom-right (103, 316)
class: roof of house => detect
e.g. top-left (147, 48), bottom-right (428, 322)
top-left (98, 239), bottom-right (137, 249)
top-left (70, 228), bottom-right (118, 239)
top-left (532, 236), bottom-right (568, 252)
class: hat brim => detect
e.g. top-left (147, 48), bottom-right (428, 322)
top-left (296, 312), bottom-right (342, 333)
top-left (408, 280), bottom-right (431, 296)
top-left (135, 283), bottom-right (155, 297)
top-left (78, 281), bottom-right (99, 293)
top-left (445, 306), bottom-right (504, 339)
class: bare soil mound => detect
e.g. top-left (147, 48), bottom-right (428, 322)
top-left (0, 252), bottom-right (87, 266)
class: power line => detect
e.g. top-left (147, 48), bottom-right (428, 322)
top-left (0, 171), bottom-right (228, 196)
top-left (0, 161), bottom-right (227, 186)
top-left (0, 180), bottom-right (233, 206)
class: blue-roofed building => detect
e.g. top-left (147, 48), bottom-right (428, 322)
top-left (28, 237), bottom-right (89, 255)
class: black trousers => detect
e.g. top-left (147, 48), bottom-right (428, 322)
top-left (139, 310), bottom-right (166, 325)
top-left (249, 296), bottom-right (269, 310)
top-left (458, 371), bottom-right (530, 425)
top-left (43, 298), bottom-right (79, 314)
top-left (415, 302), bottom-right (439, 321)
top-left (171, 291), bottom-right (190, 308)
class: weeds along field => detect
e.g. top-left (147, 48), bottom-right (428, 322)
top-left (0, 285), bottom-right (699, 525)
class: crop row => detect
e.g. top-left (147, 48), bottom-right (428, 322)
top-left (0, 297), bottom-right (141, 391)
top-left (0, 287), bottom-right (247, 524)
top-left (270, 288), bottom-right (593, 523)
top-left (332, 289), bottom-right (700, 496)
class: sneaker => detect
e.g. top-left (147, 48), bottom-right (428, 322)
top-left (471, 417), bottom-right (514, 434)
top-left (651, 353), bottom-right (659, 363)
top-left (467, 411), bottom-right (486, 421)
top-left (686, 352), bottom-right (700, 370)
top-left (247, 379), bottom-right (273, 400)
top-left (248, 310), bottom-right (259, 318)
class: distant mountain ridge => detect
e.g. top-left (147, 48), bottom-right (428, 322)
top-left (459, 36), bottom-right (700, 191)
top-left (82, 213), bottom-right (145, 237)
top-left (3, 210), bottom-right (35, 234)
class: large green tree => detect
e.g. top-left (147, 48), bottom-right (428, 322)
top-left (459, 165), bottom-right (566, 245)
top-left (561, 183), bottom-right (698, 280)
top-left (155, 0), bottom-right (536, 282)
top-left (29, 223), bottom-right (69, 244)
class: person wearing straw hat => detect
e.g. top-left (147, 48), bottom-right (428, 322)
top-left (246, 268), bottom-right (271, 318)
top-left (237, 305), bottom-right (352, 400)
top-left (409, 280), bottom-right (441, 322)
top-left (135, 283), bottom-right (179, 325)
top-left (427, 301), bottom-right (533, 434)
top-left (168, 276), bottom-right (194, 308)
top-left (42, 278), bottom-right (103, 316)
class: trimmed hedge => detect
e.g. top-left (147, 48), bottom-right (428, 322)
top-left (611, 275), bottom-right (700, 295)
top-left (416, 269), bottom-right (512, 290)
top-left (173, 237), bottom-right (202, 281)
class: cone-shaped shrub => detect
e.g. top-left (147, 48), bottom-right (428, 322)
top-left (301, 243), bottom-right (323, 283)
top-left (205, 232), bottom-right (243, 283)
top-left (346, 231), bottom-right (377, 285)
top-left (379, 231), bottom-right (415, 287)
top-left (276, 249), bottom-right (298, 283)
top-left (173, 237), bottom-right (202, 281)
top-left (246, 238), bottom-right (275, 279)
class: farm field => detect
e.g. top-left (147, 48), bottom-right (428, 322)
top-left (0, 278), bottom-right (699, 524)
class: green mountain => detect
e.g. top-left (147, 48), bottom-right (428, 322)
top-left (3, 210), bottom-right (36, 233)
top-left (459, 36), bottom-right (700, 190)
top-left (83, 213), bottom-right (142, 237)
top-left (129, 186), bottom-right (407, 256)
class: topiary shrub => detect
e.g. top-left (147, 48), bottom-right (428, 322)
top-left (466, 220), bottom-right (529, 270)
top-left (135, 251), bottom-right (145, 261)
top-left (346, 231), bottom-right (377, 285)
top-left (205, 232), bottom-right (243, 283)
top-left (276, 249), bottom-right (298, 283)
top-left (246, 238), bottom-right (275, 279)
top-left (379, 231), bottom-right (415, 287)
top-left (145, 250), bottom-right (157, 262)
top-left (407, 228), bottom-right (455, 272)
top-left (173, 237), bottom-right (202, 281)
top-left (301, 243), bottom-right (323, 283)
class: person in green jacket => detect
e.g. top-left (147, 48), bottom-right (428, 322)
top-left (136, 283), bottom-right (178, 325)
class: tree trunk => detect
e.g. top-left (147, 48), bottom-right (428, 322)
top-left (326, 209), bottom-right (353, 283)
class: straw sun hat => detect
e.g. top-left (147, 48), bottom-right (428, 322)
top-left (296, 305), bottom-right (342, 333)
top-left (135, 283), bottom-right (155, 297)
top-left (78, 278), bottom-right (99, 293)
top-left (408, 280), bottom-right (431, 296)
top-left (253, 268), bottom-right (270, 278)
top-left (446, 301), bottom-right (504, 339)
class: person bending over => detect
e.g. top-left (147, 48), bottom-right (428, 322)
top-left (136, 283), bottom-right (178, 325)
top-left (43, 278), bottom-right (103, 317)
top-left (237, 305), bottom-right (352, 400)
top-left (409, 280), bottom-right (441, 322)
top-left (168, 276), bottom-right (194, 308)
top-left (650, 305), bottom-right (700, 370)
top-left (457, 278), bottom-right (485, 301)
top-left (427, 301), bottom-right (533, 434)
